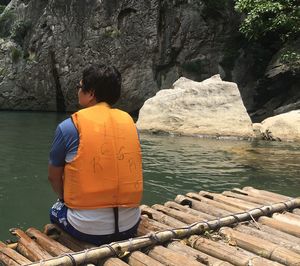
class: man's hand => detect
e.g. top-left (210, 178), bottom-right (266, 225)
top-left (48, 164), bottom-right (64, 200)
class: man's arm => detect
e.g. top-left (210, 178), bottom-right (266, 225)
top-left (48, 124), bottom-right (67, 200)
top-left (48, 164), bottom-right (64, 200)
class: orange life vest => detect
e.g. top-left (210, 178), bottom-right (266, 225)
top-left (63, 102), bottom-right (143, 209)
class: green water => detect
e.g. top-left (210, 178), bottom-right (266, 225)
top-left (0, 111), bottom-right (300, 240)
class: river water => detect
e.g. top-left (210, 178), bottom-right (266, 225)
top-left (0, 111), bottom-right (300, 240)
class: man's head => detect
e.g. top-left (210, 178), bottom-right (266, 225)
top-left (78, 64), bottom-right (121, 107)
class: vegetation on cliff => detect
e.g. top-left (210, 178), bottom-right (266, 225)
top-left (235, 0), bottom-right (300, 66)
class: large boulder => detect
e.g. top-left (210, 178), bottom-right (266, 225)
top-left (257, 110), bottom-right (300, 142)
top-left (136, 75), bottom-right (254, 139)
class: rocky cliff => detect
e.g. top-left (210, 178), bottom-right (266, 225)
top-left (0, 0), bottom-right (299, 121)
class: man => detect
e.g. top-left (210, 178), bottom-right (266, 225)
top-left (48, 64), bottom-right (143, 245)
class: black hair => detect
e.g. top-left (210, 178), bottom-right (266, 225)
top-left (81, 64), bottom-right (121, 105)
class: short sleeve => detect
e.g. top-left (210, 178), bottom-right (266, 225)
top-left (49, 118), bottom-right (79, 166)
top-left (49, 126), bottom-right (67, 167)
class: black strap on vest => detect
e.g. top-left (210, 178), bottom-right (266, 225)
top-left (113, 207), bottom-right (119, 234)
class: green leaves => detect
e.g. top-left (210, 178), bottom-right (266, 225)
top-left (234, 0), bottom-right (300, 41)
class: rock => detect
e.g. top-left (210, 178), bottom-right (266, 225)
top-left (258, 110), bottom-right (300, 142)
top-left (136, 75), bottom-right (254, 139)
top-left (0, 0), bottom-right (240, 112)
top-left (252, 123), bottom-right (264, 139)
top-left (248, 38), bottom-right (300, 122)
top-left (274, 101), bottom-right (300, 115)
top-left (1, 0), bottom-right (299, 118)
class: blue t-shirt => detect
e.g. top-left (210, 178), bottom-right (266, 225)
top-left (49, 118), bottom-right (79, 167)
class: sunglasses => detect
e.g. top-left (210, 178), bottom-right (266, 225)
top-left (76, 83), bottom-right (83, 90)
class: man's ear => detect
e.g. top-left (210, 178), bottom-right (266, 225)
top-left (88, 90), bottom-right (95, 98)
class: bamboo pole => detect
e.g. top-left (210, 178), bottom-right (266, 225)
top-left (175, 195), bottom-right (232, 217)
top-left (272, 212), bottom-right (300, 226)
top-left (102, 257), bottom-right (129, 266)
top-left (0, 252), bottom-right (19, 266)
top-left (188, 235), bottom-right (283, 266)
top-left (243, 187), bottom-right (292, 202)
top-left (166, 240), bottom-right (233, 266)
top-left (186, 193), bottom-right (243, 213)
top-left (187, 235), bottom-right (251, 266)
top-left (26, 228), bottom-right (73, 256)
top-left (293, 209), bottom-right (300, 215)
top-left (222, 191), bottom-right (269, 205)
top-left (147, 245), bottom-right (206, 266)
top-left (251, 222), bottom-right (300, 244)
top-left (199, 191), bottom-right (259, 210)
top-left (137, 216), bottom-right (171, 236)
top-left (232, 188), bottom-right (278, 204)
top-left (0, 241), bottom-right (31, 265)
top-left (164, 201), bottom-right (215, 220)
top-left (140, 205), bottom-right (187, 228)
top-left (27, 198), bottom-right (300, 266)
top-left (127, 251), bottom-right (164, 266)
top-left (219, 227), bottom-right (300, 265)
top-left (234, 224), bottom-right (300, 254)
top-left (152, 204), bottom-right (205, 224)
top-left (10, 228), bottom-right (52, 261)
top-left (258, 216), bottom-right (300, 238)
top-left (44, 224), bottom-right (94, 252)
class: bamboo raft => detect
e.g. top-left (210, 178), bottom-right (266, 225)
top-left (1, 187), bottom-right (300, 266)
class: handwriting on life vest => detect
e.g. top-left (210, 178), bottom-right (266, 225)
top-left (92, 144), bottom-right (138, 174)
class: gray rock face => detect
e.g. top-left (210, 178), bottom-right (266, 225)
top-left (232, 38), bottom-right (300, 122)
top-left (0, 0), bottom-right (239, 112)
top-left (0, 0), bottom-right (298, 119)
top-left (136, 75), bottom-right (254, 139)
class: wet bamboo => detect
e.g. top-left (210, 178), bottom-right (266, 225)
top-left (188, 235), bottom-right (283, 266)
top-left (137, 215), bottom-right (171, 236)
top-left (103, 257), bottom-right (129, 266)
top-left (140, 205), bottom-right (187, 228)
top-left (27, 198), bottom-right (300, 266)
top-left (258, 216), bottom-right (300, 238)
top-left (127, 251), bottom-right (164, 266)
top-left (0, 241), bottom-right (31, 265)
top-left (222, 191), bottom-right (269, 205)
top-left (10, 228), bottom-right (52, 261)
top-left (164, 201), bottom-right (215, 220)
top-left (152, 204), bottom-right (205, 224)
top-left (232, 188), bottom-right (278, 204)
top-left (199, 191), bottom-right (259, 210)
top-left (166, 240), bottom-right (233, 266)
top-left (272, 212), bottom-right (300, 226)
top-left (234, 224), bottom-right (300, 254)
top-left (175, 195), bottom-right (232, 217)
top-left (220, 227), bottom-right (300, 265)
top-left (243, 187), bottom-right (292, 202)
top-left (26, 227), bottom-right (72, 256)
top-left (186, 193), bottom-right (243, 213)
top-left (44, 224), bottom-right (95, 252)
top-left (147, 245), bottom-right (205, 266)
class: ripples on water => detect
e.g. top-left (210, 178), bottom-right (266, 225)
top-left (141, 133), bottom-right (300, 205)
top-left (0, 111), bottom-right (300, 239)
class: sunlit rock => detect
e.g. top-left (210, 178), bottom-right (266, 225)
top-left (136, 75), bottom-right (254, 139)
top-left (259, 110), bottom-right (300, 141)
